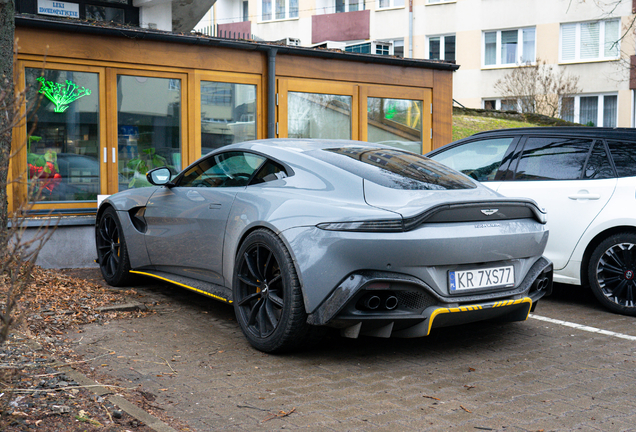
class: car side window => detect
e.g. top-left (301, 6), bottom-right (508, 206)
top-left (250, 160), bottom-right (288, 184)
top-left (607, 140), bottom-right (636, 178)
top-left (584, 141), bottom-right (615, 179)
top-left (179, 151), bottom-right (266, 188)
top-left (429, 138), bottom-right (513, 181)
top-left (513, 137), bottom-right (594, 181)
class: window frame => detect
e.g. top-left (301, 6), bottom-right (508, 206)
top-left (377, 0), bottom-right (405, 11)
top-left (260, 0), bottom-right (299, 22)
top-left (560, 93), bottom-right (619, 127)
top-left (482, 98), bottom-right (520, 112)
top-left (482, 27), bottom-right (536, 68)
top-left (344, 40), bottom-right (394, 55)
top-left (559, 19), bottom-right (621, 63)
top-left (15, 60), bottom-right (108, 214)
top-left (427, 34), bottom-right (456, 62)
top-left (335, 0), bottom-right (365, 13)
top-left (194, 71), bottom-right (263, 160)
top-left (359, 84), bottom-right (432, 154)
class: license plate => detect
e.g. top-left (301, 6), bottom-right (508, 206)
top-left (449, 266), bottom-right (514, 291)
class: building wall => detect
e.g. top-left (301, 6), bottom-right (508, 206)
top-left (215, 0), bottom-right (636, 127)
top-left (421, 0), bottom-right (633, 126)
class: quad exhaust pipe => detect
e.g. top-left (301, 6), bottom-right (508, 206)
top-left (384, 295), bottom-right (398, 310)
top-left (536, 277), bottom-right (549, 291)
top-left (360, 293), bottom-right (399, 311)
top-left (363, 295), bottom-right (381, 310)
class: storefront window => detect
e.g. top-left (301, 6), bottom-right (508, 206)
top-left (86, 6), bottom-right (125, 23)
top-left (117, 75), bottom-right (181, 190)
top-left (288, 92), bottom-right (351, 139)
top-left (26, 68), bottom-right (100, 202)
top-left (367, 97), bottom-right (422, 153)
top-left (200, 81), bottom-right (256, 155)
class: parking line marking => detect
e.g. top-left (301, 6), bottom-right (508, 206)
top-left (529, 314), bottom-right (636, 341)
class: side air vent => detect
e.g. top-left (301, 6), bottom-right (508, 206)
top-left (128, 207), bottom-right (147, 233)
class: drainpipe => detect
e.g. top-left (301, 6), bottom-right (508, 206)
top-left (267, 47), bottom-right (278, 138)
top-left (409, 0), bottom-right (413, 58)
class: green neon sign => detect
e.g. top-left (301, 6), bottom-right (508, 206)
top-left (36, 76), bottom-right (92, 113)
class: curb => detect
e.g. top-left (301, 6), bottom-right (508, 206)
top-left (59, 364), bottom-right (178, 432)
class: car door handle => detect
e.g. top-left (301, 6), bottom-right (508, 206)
top-left (568, 193), bottom-right (600, 200)
top-left (209, 203), bottom-right (222, 209)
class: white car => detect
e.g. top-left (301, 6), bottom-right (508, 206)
top-left (427, 127), bottom-right (636, 316)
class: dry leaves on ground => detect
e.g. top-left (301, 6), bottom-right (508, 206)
top-left (0, 266), bottom-right (164, 432)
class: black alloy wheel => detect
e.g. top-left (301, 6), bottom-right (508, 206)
top-left (96, 206), bottom-right (133, 287)
top-left (589, 233), bottom-right (636, 316)
top-left (233, 229), bottom-right (322, 353)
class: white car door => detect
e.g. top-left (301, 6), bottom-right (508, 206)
top-left (496, 137), bottom-right (617, 271)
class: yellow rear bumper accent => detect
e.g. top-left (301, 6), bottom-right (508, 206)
top-left (426, 297), bottom-right (532, 336)
top-left (130, 270), bottom-right (232, 304)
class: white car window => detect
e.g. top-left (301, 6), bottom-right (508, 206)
top-left (514, 137), bottom-right (595, 181)
top-left (431, 137), bottom-right (513, 181)
top-left (607, 140), bottom-right (636, 177)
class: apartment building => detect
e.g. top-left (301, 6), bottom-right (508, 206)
top-left (207, 0), bottom-right (636, 127)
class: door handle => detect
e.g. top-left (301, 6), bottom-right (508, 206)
top-left (209, 203), bottom-right (222, 209)
top-left (568, 193), bottom-right (600, 200)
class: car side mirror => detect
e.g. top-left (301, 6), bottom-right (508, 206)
top-left (146, 167), bottom-right (174, 187)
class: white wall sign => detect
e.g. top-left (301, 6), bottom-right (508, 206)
top-left (37, 0), bottom-right (80, 18)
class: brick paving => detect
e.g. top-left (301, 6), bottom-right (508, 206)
top-left (68, 280), bottom-right (636, 431)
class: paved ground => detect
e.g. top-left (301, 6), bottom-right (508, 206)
top-left (67, 273), bottom-right (636, 432)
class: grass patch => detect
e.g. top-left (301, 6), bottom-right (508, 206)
top-left (452, 115), bottom-right (539, 141)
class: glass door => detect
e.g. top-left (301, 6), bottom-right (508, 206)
top-left (19, 61), bottom-right (107, 213)
top-left (113, 72), bottom-right (187, 191)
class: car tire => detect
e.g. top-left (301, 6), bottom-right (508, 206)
top-left (95, 206), bottom-right (134, 287)
top-left (233, 229), bottom-right (323, 353)
top-left (588, 232), bottom-right (636, 316)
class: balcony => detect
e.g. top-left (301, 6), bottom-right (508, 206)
top-left (218, 21), bottom-right (252, 39)
top-left (311, 10), bottom-right (370, 44)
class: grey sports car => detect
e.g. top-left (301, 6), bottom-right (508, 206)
top-left (96, 139), bottom-right (553, 353)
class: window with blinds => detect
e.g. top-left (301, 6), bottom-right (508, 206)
top-left (560, 19), bottom-right (620, 62)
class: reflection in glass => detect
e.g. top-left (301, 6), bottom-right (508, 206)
top-left (26, 68), bottom-right (100, 202)
top-left (117, 75), bottom-right (181, 191)
top-left (431, 138), bottom-right (513, 182)
top-left (288, 92), bottom-right (351, 139)
top-left (86, 5), bottom-right (125, 23)
top-left (367, 97), bottom-right (422, 154)
top-left (200, 81), bottom-right (256, 155)
top-left (515, 138), bottom-right (594, 181)
top-left (608, 140), bottom-right (636, 177)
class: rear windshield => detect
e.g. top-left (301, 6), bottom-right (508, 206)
top-left (308, 147), bottom-right (476, 190)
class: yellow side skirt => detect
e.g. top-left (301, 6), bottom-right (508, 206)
top-left (130, 270), bottom-right (233, 304)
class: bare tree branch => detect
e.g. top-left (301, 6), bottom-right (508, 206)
top-left (494, 59), bottom-right (581, 119)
